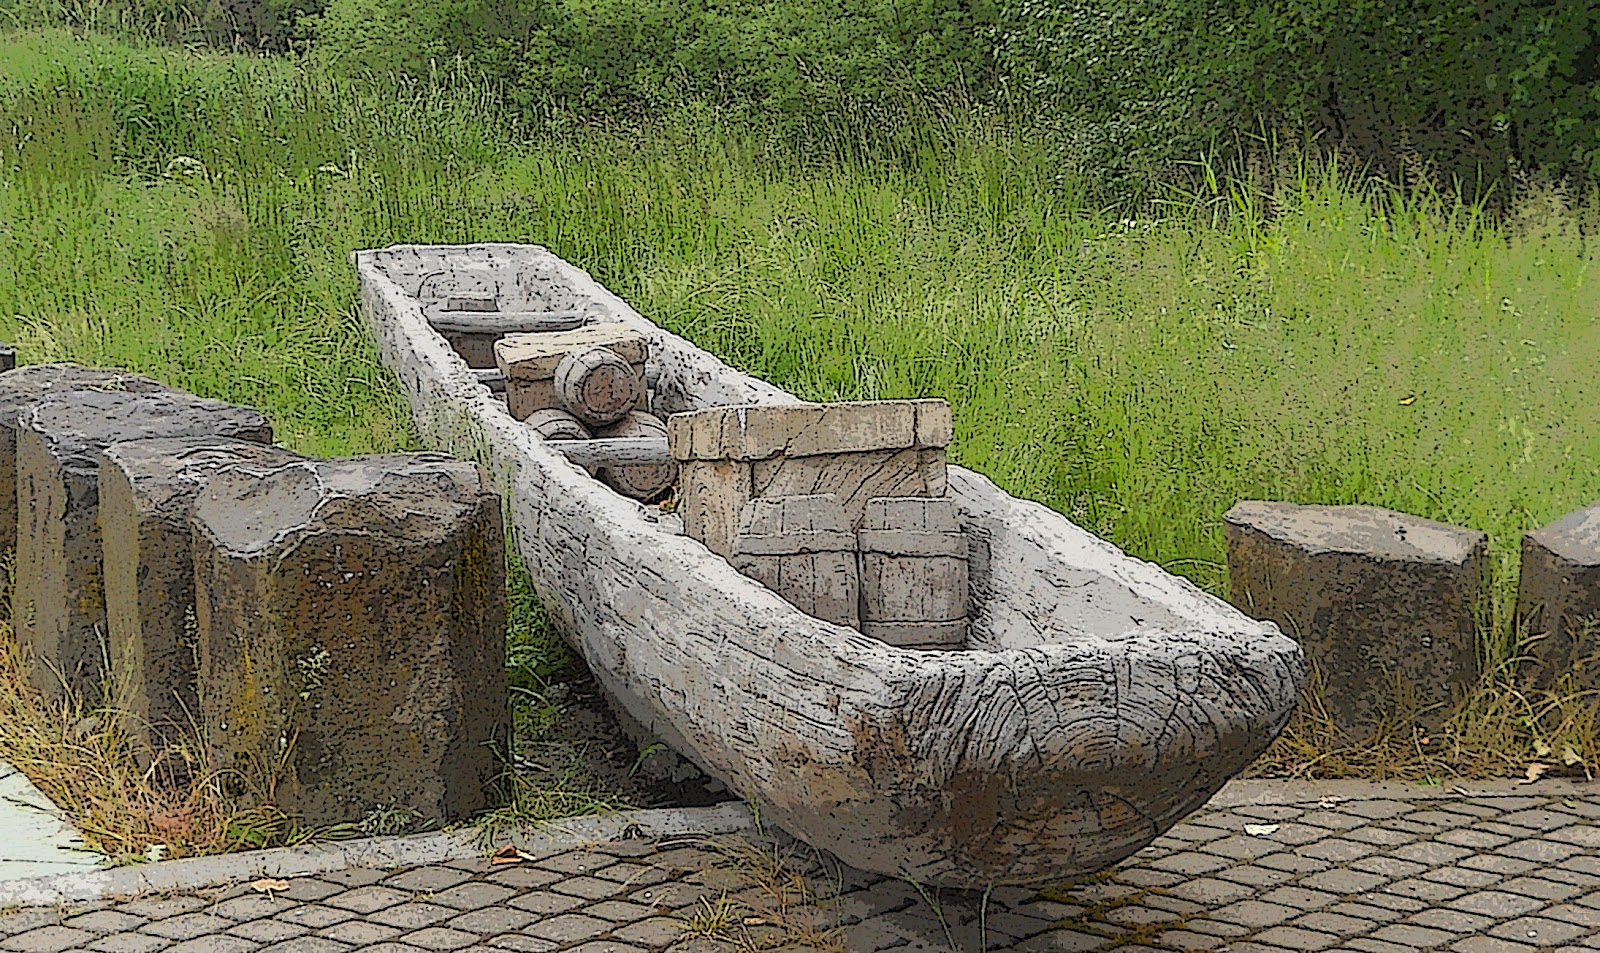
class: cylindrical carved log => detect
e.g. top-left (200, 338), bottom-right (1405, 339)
top-left (555, 347), bottom-right (645, 427)
top-left (858, 497), bottom-right (969, 649)
top-left (595, 411), bottom-right (675, 501)
top-left (525, 408), bottom-right (596, 475)
top-left (730, 494), bottom-right (860, 630)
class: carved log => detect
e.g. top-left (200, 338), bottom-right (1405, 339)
top-left (354, 241), bottom-right (1308, 889)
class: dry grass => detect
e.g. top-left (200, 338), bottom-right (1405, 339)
top-left (0, 616), bottom-right (363, 863)
top-left (1247, 634), bottom-right (1600, 783)
top-left (665, 834), bottom-right (849, 952)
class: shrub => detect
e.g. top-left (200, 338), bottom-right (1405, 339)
top-left (992, 0), bottom-right (1600, 198)
top-left (302, 0), bottom-right (1001, 120)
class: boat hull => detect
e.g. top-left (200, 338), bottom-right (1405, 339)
top-left (352, 243), bottom-right (1307, 888)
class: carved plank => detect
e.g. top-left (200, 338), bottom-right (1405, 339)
top-left (545, 436), bottom-right (671, 469)
top-left (428, 310), bottom-right (587, 334)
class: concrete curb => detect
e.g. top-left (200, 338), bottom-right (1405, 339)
top-left (0, 802), bottom-right (757, 909)
top-left (1212, 776), bottom-right (1600, 807)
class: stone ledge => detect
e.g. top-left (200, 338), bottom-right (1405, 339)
top-left (0, 803), bottom-right (756, 909)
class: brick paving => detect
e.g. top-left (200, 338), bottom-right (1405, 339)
top-left (0, 782), bottom-right (1597, 951)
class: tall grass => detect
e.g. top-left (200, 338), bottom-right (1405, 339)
top-left (3, 29), bottom-right (1599, 781)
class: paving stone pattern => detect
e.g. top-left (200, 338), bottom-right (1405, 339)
top-left (3, 785), bottom-right (1599, 952)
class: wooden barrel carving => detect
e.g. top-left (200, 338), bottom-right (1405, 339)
top-left (525, 408), bottom-right (596, 474)
top-left (595, 411), bottom-right (675, 501)
top-left (730, 495), bottom-right (859, 630)
top-left (858, 497), bottom-right (968, 649)
top-left (554, 346), bottom-right (645, 427)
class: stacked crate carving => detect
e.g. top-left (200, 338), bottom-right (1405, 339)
top-left (671, 400), bottom-right (970, 650)
top-left (415, 266), bottom-right (585, 369)
top-left (859, 497), bottom-right (969, 649)
top-left (496, 325), bottom-right (648, 423)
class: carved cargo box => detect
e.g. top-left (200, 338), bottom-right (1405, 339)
top-left (666, 400), bottom-right (952, 559)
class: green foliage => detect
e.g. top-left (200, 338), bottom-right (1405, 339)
top-left (993, 0), bottom-right (1600, 197)
top-left (303, 0), bottom-right (1000, 119)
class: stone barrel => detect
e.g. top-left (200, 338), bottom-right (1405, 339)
top-left (730, 494), bottom-right (859, 630)
top-left (555, 346), bottom-right (646, 428)
top-left (191, 454), bottom-right (509, 830)
top-left (858, 497), bottom-right (969, 649)
top-left (595, 410), bottom-right (674, 501)
top-left (1516, 501), bottom-right (1600, 689)
top-left (99, 437), bottom-right (304, 761)
top-left (1223, 501), bottom-right (1487, 738)
top-left (0, 364), bottom-right (169, 617)
top-left (15, 390), bottom-right (271, 704)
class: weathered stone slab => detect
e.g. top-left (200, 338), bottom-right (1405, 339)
top-left (191, 454), bottom-right (509, 830)
top-left (15, 391), bottom-right (270, 704)
top-left (1223, 501), bottom-right (1486, 737)
top-left (1516, 501), bottom-right (1600, 688)
top-left (731, 495), bottom-right (859, 629)
top-left (858, 497), bottom-right (968, 649)
top-left (98, 437), bottom-right (305, 761)
top-left (0, 365), bottom-right (168, 617)
top-left (494, 325), bottom-right (648, 421)
top-left (666, 400), bottom-right (952, 461)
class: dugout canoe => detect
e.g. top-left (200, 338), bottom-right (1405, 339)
top-left (351, 243), bottom-right (1307, 889)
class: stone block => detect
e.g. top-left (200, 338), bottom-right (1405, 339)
top-left (494, 325), bottom-right (647, 421)
top-left (190, 454), bottom-right (509, 829)
top-left (98, 437), bottom-right (305, 760)
top-left (1516, 501), bottom-right (1600, 688)
top-left (0, 364), bottom-right (168, 617)
top-left (730, 495), bottom-right (859, 629)
top-left (1223, 501), bottom-right (1487, 737)
top-left (665, 399), bottom-right (952, 461)
top-left (15, 391), bottom-right (270, 704)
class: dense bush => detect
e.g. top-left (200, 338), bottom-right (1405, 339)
top-left (992, 0), bottom-right (1600, 197)
top-left (302, 0), bottom-right (1000, 118)
top-left (0, 0), bottom-right (321, 49)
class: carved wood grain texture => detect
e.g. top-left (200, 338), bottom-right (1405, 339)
top-left (354, 242), bottom-right (1308, 889)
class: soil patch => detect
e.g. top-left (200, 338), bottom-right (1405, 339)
top-left (513, 663), bottom-right (731, 810)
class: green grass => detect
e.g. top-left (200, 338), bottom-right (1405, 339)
top-left (2, 28), bottom-right (1599, 780)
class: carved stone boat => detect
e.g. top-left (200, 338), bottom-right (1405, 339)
top-left (351, 243), bottom-right (1307, 889)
